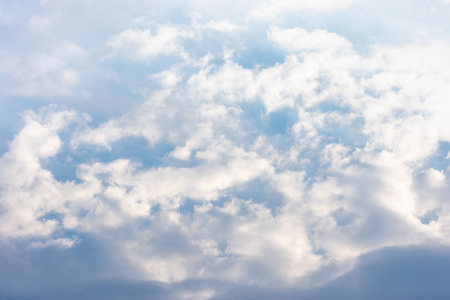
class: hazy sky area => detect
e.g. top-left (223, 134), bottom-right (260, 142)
top-left (2, 0), bottom-right (450, 299)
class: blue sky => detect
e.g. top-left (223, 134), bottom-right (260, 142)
top-left (2, 0), bottom-right (450, 299)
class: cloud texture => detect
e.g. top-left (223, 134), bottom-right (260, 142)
top-left (1, 0), bottom-right (450, 298)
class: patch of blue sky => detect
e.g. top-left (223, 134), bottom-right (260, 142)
top-left (311, 100), bottom-right (353, 114)
top-left (238, 101), bottom-right (266, 132)
top-left (45, 136), bottom-right (177, 183)
top-left (331, 207), bottom-right (359, 227)
top-left (183, 34), bottom-right (227, 59)
top-left (232, 27), bottom-right (287, 69)
top-left (231, 178), bottom-right (286, 216)
top-left (41, 138), bottom-right (89, 184)
top-left (419, 209), bottom-right (440, 225)
top-left (37, 211), bottom-right (63, 224)
top-left (238, 100), bottom-right (298, 138)
top-left (40, 149), bottom-right (85, 184)
top-left (102, 58), bottom-right (155, 81)
top-left (21, 233), bottom-right (131, 279)
top-left (319, 114), bottom-right (366, 147)
top-left (179, 196), bottom-right (232, 215)
top-left (73, 89), bottom-right (145, 126)
top-left (105, 137), bottom-right (175, 167)
top-left (91, 64), bottom-right (164, 100)
top-left (134, 215), bottom-right (154, 231)
top-left (424, 141), bottom-right (450, 172)
top-left (266, 106), bottom-right (299, 136)
top-left (178, 198), bottom-right (197, 216)
top-left (300, 150), bottom-right (329, 178)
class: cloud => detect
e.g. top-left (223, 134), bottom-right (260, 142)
top-left (4, 24), bottom-right (450, 287)
top-left (105, 26), bottom-right (189, 60)
top-left (29, 236), bottom-right (80, 249)
top-left (2, 244), bottom-right (450, 299)
top-left (0, 108), bottom-right (95, 238)
top-left (2, 0), bottom-right (450, 299)
top-left (209, 245), bottom-right (450, 300)
top-left (268, 27), bottom-right (353, 53)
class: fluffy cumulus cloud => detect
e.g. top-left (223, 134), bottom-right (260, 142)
top-left (1, 0), bottom-right (450, 299)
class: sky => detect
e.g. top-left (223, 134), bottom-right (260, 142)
top-left (1, 0), bottom-right (450, 299)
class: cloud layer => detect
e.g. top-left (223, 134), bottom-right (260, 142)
top-left (1, 0), bottom-right (450, 299)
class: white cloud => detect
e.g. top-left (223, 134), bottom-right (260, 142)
top-left (2, 1), bottom-right (450, 297)
top-left (105, 26), bottom-right (189, 60)
top-left (150, 69), bottom-right (183, 88)
top-left (29, 236), bottom-right (80, 249)
top-left (0, 109), bottom-right (96, 238)
top-left (66, 28), bottom-right (450, 282)
top-left (77, 146), bottom-right (272, 214)
top-left (268, 26), bottom-right (353, 53)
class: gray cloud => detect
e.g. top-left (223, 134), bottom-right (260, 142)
top-left (2, 244), bottom-right (450, 299)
